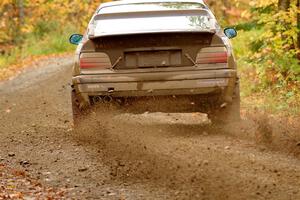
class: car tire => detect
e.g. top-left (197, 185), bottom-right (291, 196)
top-left (210, 82), bottom-right (241, 124)
top-left (71, 90), bottom-right (82, 127)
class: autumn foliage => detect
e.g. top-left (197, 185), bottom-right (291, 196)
top-left (248, 0), bottom-right (299, 86)
top-left (0, 0), bottom-right (111, 45)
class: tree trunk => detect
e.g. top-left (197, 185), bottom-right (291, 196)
top-left (278, 0), bottom-right (290, 10)
top-left (14, 0), bottom-right (24, 44)
top-left (18, 0), bottom-right (24, 25)
top-left (297, 0), bottom-right (300, 54)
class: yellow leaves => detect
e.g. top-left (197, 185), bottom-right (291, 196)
top-left (0, 0), bottom-right (13, 7)
top-left (249, 0), bottom-right (277, 8)
top-left (0, 0), bottom-right (111, 44)
top-left (241, 10), bottom-right (251, 19)
top-left (21, 24), bottom-right (34, 34)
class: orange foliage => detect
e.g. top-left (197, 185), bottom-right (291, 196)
top-left (0, 0), bottom-right (111, 44)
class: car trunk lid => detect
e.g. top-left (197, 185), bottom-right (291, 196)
top-left (86, 32), bottom-right (216, 70)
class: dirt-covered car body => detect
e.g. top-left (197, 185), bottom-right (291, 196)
top-left (71, 0), bottom-right (239, 121)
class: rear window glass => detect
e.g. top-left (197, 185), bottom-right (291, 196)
top-left (98, 2), bottom-right (207, 14)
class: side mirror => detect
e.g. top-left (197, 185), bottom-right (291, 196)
top-left (224, 28), bottom-right (237, 39)
top-left (69, 34), bottom-right (83, 45)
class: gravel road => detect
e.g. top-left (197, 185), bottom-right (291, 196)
top-left (0, 56), bottom-right (300, 199)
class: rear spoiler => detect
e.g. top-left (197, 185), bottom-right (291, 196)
top-left (88, 30), bottom-right (216, 39)
top-left (93, 9), bottom-right (212, 20)
top-left (89, 9), bottom-right (216, 39)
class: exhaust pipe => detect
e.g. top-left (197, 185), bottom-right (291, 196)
top-left (103, 95), bottom-right (113, 103)
top-left (92, 96), bottom-right (102, 104)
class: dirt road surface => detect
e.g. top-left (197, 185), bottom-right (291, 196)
top-left (1, 57), bottom-right (300, 199)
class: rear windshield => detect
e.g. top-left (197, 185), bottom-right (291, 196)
top-left (98, 2), bottom-right (207, 14)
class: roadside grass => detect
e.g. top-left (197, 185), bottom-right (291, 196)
top-left (233, 29), bottom-right (300, 115)
top-left (0, 24), bottom-right (77, 71)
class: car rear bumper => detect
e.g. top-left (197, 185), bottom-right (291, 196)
top-left (72, 68), bottom-right (237, 104)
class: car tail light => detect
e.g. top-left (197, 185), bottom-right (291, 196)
top-left (196, 47), bottom-right (228, 64)
top-left (79, 52), bottom-right (112, 69)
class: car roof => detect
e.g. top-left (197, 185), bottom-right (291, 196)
top-left (99, 0), bottom-right (206, 9)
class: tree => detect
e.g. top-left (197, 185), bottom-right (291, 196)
top-left (247, 0), bottom-right (299, 87)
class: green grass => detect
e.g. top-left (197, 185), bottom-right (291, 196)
top-left (0, 24), bottom-right (77, 69)
top-left (232, 29), bottom-right (263, 97)
top-left (232, 29), bottom-right (300, 115)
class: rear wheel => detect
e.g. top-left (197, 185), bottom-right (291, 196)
top-left (210, 83), bottom-right (241, 124)
top-left (71, 90), bottom-right (83, 127)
